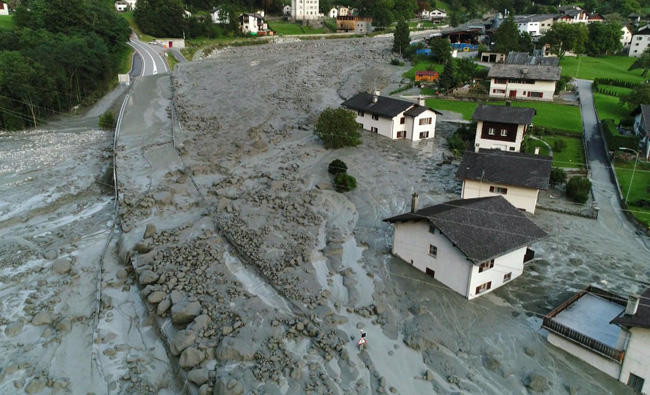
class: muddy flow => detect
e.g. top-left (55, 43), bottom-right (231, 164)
top-left (0, 35), bottom-right (647, 394)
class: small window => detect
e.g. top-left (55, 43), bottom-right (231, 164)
top-left (400, 117), bottom-right (405, 124)
top-left (509, 147), bottom-right (515, 151)
top-left (429, 224), bottom-right (436, 234)
top-left (372, 114), bottom-right (379, 120)
top-left (370, 127), bottom-right (378, 133)
top-left (489, 186), bottom-right (508, 194)
top-left (429, 244), bottom-right (437, 257)
top-left (478, 260), bottom-right (494, 273)
top-left (503, 272), bottom-right (512, 282)
top-left (358, 111), bottom-right (364, 117)
top-left (529, 92), bottom-right (543, 98)
top-left (419, 131), bottom-right (429, 138)
top-left (396, 131), bottom-right (405, 138)
top-left (475, 281), bottom-right (492, 294)
top-left (488, 128), bottom-right (496, 135)
top-left (628, 373), bottom-right (645, 392)
top-left (419, 117), bottom-right (432, 125)
top-left (500, 129), bottom-right (508, 136)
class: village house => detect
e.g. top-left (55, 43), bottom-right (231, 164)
top-left (457, 150), bottom-right (552, 214)
top-left (487, 63), bottom-right (561, 101)
top-left (588, 12), bottom-right (605, 23)
top-left (211, 8), bottom-right (229, 24)
top-left (543, 286), bottom-right (650, 393)
top-left (429, 9), bottom-right (447, 22)
top-left (556, 6), bottom-right (589, 24)
top-left (283, 5), bottom-right (291, 16)
top-left (328, 8), bottom-right (338, 18)
top-left (240, 13), bottom-right (268, 35)
top-left (480, 52), bottom-right (506, 63)
top-left (471, 104), bottom-right (536, 152)
top-left (418, 9), bottom-right (430, 19)
top-left (341, 91), bottom-right (439, 141)
top-left (336, 16), bottom-right (372, 33)
top-left (124, 0), bottom-right (137, 9)
top-left (505, 51), bottom-right (559, 66)
top-left (114, 1), bottom-right (128, 12)
top-left (622, 25), bottom-right (634, 48)
top-left (384, 195), bottom-right (547, 300)
top-left (632, 104), bottom-right (650, 160)
top-left (0, 1), bottom-right (9, 15)
top-left (292, 0), bottom-right (319, 21)
top-left (630, 25), bottom-right (650, 57)
top-left (514, 14), bottom-right (556, 37)
top-left (629, 13), bottom-right (641, 26)
top-left (415, 70), bottom-right (439, 82)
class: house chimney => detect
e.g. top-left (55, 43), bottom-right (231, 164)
top-left (418, 95), bottom-right (425, 106)
top-left (372, 89), bottom-right (380, 103)
top-left (411, 192), bottom-right (419, 213)
top-left (625, 294), bottom-right (640, 315)
top-left (534, 147), bottom-right (540, 155)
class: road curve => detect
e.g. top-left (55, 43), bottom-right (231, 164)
top-left (129, 38), bottom-right (169, 76)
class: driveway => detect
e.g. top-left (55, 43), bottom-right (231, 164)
top-left (576, 79), bottom-right (649, 249)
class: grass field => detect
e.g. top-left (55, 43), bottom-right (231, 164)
top-left (560, 56), bottom-right (644, 83)
top-left (166, 52), bottom-right (178, 70)
top-left (0, 15), bottom-right (14, 31)
top-left (425, 98), bottom-right (583, 133)
top-left (117, 45), bottom-right (135, 74)
top-left (524, 136), bottom-right (585, 168)
top-left (268, 21), bottom-right (329, 35)
top-left (121, 11), bottom-right (156, 42)
top-left (403, 61), bottom-right (444, 80)
top-left (593, 92), bottom-right (631, 124)
top-left (597, 84), bottom-right (633, 96)
top-left (614, 159), bottom-right (650, 227)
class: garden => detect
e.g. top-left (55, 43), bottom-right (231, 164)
top-left (0, 14), bottom-right (13, 31)
top-left (523, 135), bottom-right (586, 169)
top-left (559, 56), bottom-right (645, 83)
top-left (614, 159), bottom-right (650, 228)
top-left (268, 20), bottom-right (333, 35)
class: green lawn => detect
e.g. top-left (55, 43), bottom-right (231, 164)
top-left (117, 45), bottom-right (135, 74)
top-left (121, 11), bottom-right (156, 42)
top-left (593, 92), bottom-right (630, 124)
top-left (523, 136), bottom-right (585, 168)
top-left (268, 21), bottom-right (328, 35)
top-left (403, 60), bottom-right (444, 80)
top-left (425, 98), bottom-right (583, 133)
top-left (166, 52), bottom-right (178, 70)
top-left (0, 15), bottom-right (13, 31)
top-left (597, 84), bottom-right (633, 96)
top-left (614, 159), bottom-right (650, 227)
top-left (560, 56), bottom-right (644, 83)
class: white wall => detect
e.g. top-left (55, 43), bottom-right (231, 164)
top-left (630, 34), bottom-right (650, 57)
top-left (462, 179), bottom-right (540, 214)
top-left (292, 0), bottom-right (319, 20)
top-left (622, 27), bottom-right (633, 47)
top-left (489, 79), bottom-right (556, 101)
top-left (355, 112), bottom-right (394, 139)
top-left (356, 108), bottom-right (436, 141)
top-left (409, 111), bottom-right (437, 141)
top-left (466, 246), bottom-right (526, 300)
top-left (517, 22), bottom-right (539, 36)
top-left (619, 327), bottom-right (650, 393)
top-left (473, 120), bottom-right (525, 152)
top-left (392, 221), bottom-right (472, 298)
top-left (547, 332), bottom-right (622, 379)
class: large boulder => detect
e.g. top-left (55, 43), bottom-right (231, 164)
top-left (143, 223), bottom-right (157, 239)
top-left (214, 378), bottom-right (244, 395)
top-left (170, 330), bottom-right (196, 356)
top-left (171, 301), bottom-right (202, 325)
top-left (51, 259), bottom-right (71, 274)
top-left (179, 347), bottom-right (205, 369)
top-left (32, 311), bottom-right (53, 326)
top-left (139, 270), bottom-right (158, 285)
top-left (188, 368), bottom-right (210, 385)
top-left (526, 374), bottom-right (550, 393)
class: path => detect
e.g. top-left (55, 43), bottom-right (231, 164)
top-left (576, 78), bottom-right (649, 249)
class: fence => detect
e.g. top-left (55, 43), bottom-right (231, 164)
top-left (542, 317), bottom-right (625, 362)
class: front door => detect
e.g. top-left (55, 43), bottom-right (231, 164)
top-left (628, 373), bottom-right (644, 393)
top-left (509, 90), bottom-right (517, 98)
top-left (169, 41), bottom-right (173, 48)
top-left (425, 268), bottom-right (435, 278)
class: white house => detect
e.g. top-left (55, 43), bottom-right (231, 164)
top-left (630, 25), bottom-right (650, 57)
top-left (514, 14), bottom-right (556, 37)
top-left (622, 25), bottom-right (633, 48)
top-left (328, 8), bottom-right (338, 18)
top-left (0, 1), bottom-right (9, 15)
top-left (418, 9), bottom-right (430, 19)
top-left (239, 13), bottom-right (267, 34)
top-left (471, 104), bottom-right (536, 152)
top-left (488, 63), bottom-right (561, 101)
top-left (283, 5), bottom-right (292, 16)
top-left (632, 104), bottom-right (650, 160)
top-left (457, 149), bottom-right (552, 214)
top-left (124, 0), bottom-right (137, 9)
top-left (544, 286), bottom-right (650, 394)
top-left (429, 9), bottom-right (447, 21)
top-left (384, 195), bottom-right (547, 300)
top-left (292, 0), bottom-right (319, 21)
top-left (341, 91), bottom-right (440, 142)
top-left (211, 8), bottom-right (230, 24)
top-left (337, 6), bottom-right (349, 17)
top-left (556, 6), bottom-right (589, 24)
top-left (114, 1), bottom-right (128, 12)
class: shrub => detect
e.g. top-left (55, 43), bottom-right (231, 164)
top-left (549, 167), bottom-right (567, 186)
top-left (552, 139), bottom-right (567, 153)
top-left (601, 120), bottom-right (639, 152)
top-left (328, 159), bottom-right (348, 175)
top-left (390, 58), bottom-right (404, 66)
top-left (334, 172), bottom-right (357, 192)
top-left (315, 108), bottom-right (361, 149)
top-left (98, 111), bottom-right (116, 130)
top-left (566, 176), bottom-right (591, 203)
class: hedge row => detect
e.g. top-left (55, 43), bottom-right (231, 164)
top-left (593, 78), bottom-right (640, 89)
top-left (601, 119), bottom-right (640, 152)
top-left (595, 87), bottom-right (624, 97)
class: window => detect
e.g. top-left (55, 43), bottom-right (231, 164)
top-left (500, 129), bottom-right (508, 136)
top-left (400, 117), bottom-right (405, 124)
top-left (429, 224), bottom-right (436, 234)
top-left (426, 268), bottom-right (435, 277)
top-left (419, 117), bottom-right (432, 125)
top-left (529, 91), bottom-right (543, 98)
top-left (372, 114), bottom-right (379, 120)
top-left (419, 131), bottom-right (429, 138)
top-left (475, 281), bottom-right (492, 294)
top-left (628, 373), bottom-right (645, 392)
top-left (488, 128), bottom-right (496, 135)
top-left (358, 111), bottom-right (364, 117)
top-left (503, 272), bottom-right (512, 282)
top-left (429, 244), bottom-right (437, 257)
top-left (489, 186), bottom-right (508, 194)
top-left (370, 127), bottom-right (378, 133)
top-left (494, 78), bottom-right (507, 84)
top-left (396, 131), bottom-right (405, 138)
top-left (509, 147), bottom-right (515, 151)
top-left (478, 260), bottom-right (494, 273)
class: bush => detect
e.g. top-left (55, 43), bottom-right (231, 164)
top-left (553, 139), bottom-right (567, 153)
top-left (601, 120), bottom-right (640, 152)
top-left (315, 108), bottom-right (361, 149)
top-left (334, 172), bottom-right (357, 192)
top-left (446, 122), bottom-right (476, 155)
top-left (549, 167), bottom-right (567, 186)
top-left (390, 58), bottom-right (404, 66)
top-left (98, 111), bottom-right (116, 130)
top-left (566, 176), bottom-right (591, 203)
top-left (328, 159), bottom-right (348, 175)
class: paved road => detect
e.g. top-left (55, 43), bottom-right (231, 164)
top-left (168, 48), bottom-right (187, 63)
top-left (128, 37), bottom-right (169, 76)
top-left (576, 79), bottom-right (649, 249)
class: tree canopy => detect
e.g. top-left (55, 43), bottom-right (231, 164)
top-left (541, 22), bottom-right (588, 58)
top-left (491, 15), bottom-right (533, 54)
top-left (621, 83), bottom-right (650, 109)
top-left (586, 22), bottom-right (623, 56)
top-left (393, 18), bottom-right (410, 54)
top-left (315, 108), bottom-right (361, 149)
top-left (629, 48), bottom-right (650, 77)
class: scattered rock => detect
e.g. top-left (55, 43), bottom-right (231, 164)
top-left (526, 374), bottom-right (550, 393)
top-left (222, 326), bottom-right (233, 336)
top-left (215, 378), bottom-right (244, 395)
top-left (190, 314), bottom-right (210, 332)
top-left (425, 369), bottom-right (434, 381)
top-left (198, 383), bottom-right (212, 395)
top-left (139, 270), bottom-right (158, 285)
top-left (134, 242), bottom-right (151, 254)
top-left (188, 368), bottom-right (209, 385)
top-left (147, 291), bottom-right (166, 304)
top-left (171, 301), bottom-right (202, 325)
top-left (55, 317), bottom-right (72, 333)
top-left (24, 377), bottom-right (47, 394)
top-left (179, 347), bottom-right (205, 369)
top-left (157, 297), bottom-right (171, 315)
top-left (484, 355), bottom-right (501, 372)
top-left (5, 321), bottom-right (23, 337)
top-left (32, 311), bottom-right (53, 326)
top-left (116, 268), bottom-right (128, 281)
top-left (51, 259), bottom-right (71, 274)
top-left (170, 330), bottom-right (196, 356)
top-left (43, 250), bottom-right (58, 260)
top-left (524, 346), bottom-right (536, 357)
top-left (143, 223), bottom-right (157, 239)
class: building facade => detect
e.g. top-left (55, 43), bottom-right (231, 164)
top-left (336, 16), bottom-right (372, 33)
top-left (632, 104), bottom-right (650, 159)
top-left (622, 25), bottom-right (633, 48)
top-left (240, 14), bottom-right (267, 34)
top-left (630, 25), bottom-right (650, 57)
top-left (291, 0), bottom-right (319, 21)
top-left (488, 63), bottom-right (560, 101)
top-left (342, 91), bottom-right (438, 142)
top-left (471, 104), bottom-right (536, 152)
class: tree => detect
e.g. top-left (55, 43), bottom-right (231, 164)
top-left (439, 58), bottom-right (457, 92)
top-left (566, 176), bottom-right (591, 203)
top-left (541, 23), bottom-right (588, 58)
top-left (629, 48), bottom-right (650, 77)
top-left (328, 159), bottom-right (348, 175)
top-left (334, 172), bottom-right (357, 192)
top-left (134, 0), bottom-right (187, 38)
top-left (550, 167), bottom-right (567, 186)
top-left (586, 22), bottom-right (623, 56)
top-left (492, 14), bottom-right (520, 54)
top-left (621, 83), bottom-right (650, 109)
top-left (429, 38), bottom-right (451, 63)
top-left (455, 58), bottom-right (479, 84)
top-left (393, 18), bottom-right (410, 54)
top-left (315, 108), bottom-right (361, 149)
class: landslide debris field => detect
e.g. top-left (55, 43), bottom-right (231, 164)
top-left (0, 36), bottom-right (646, 394)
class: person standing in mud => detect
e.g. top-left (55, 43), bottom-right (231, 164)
top-left (357, 329), bottom-right (367, 349)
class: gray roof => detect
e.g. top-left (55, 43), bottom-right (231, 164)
top-left (405, 104), bottom-right (441, 117)
top-left (384, 196), bottom-right (548, 263)
top-left (456, 149), bottom-right (552, 190)
top-left (632, 104), bottom-right (650, 134)
top-left (342, 92), bottom-right (439, 118)
top-left (514, 14), bottom-right (557, 23)
top-left (611, 287), bottom-right (650, 329)
top-left (506, 52), bottom-right (560, 66)
top-left (488, 63), bottom-right (561, 81)
top-left (472, 104), bottom-right (536, 125)
top-left (636, 24), bottom-right (650, 35)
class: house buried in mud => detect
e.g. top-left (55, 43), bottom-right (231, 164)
top-left (384, 195), bottom-right (547, 299)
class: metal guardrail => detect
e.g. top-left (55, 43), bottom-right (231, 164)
top-left (542, 317), bottom-right (625, 362)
